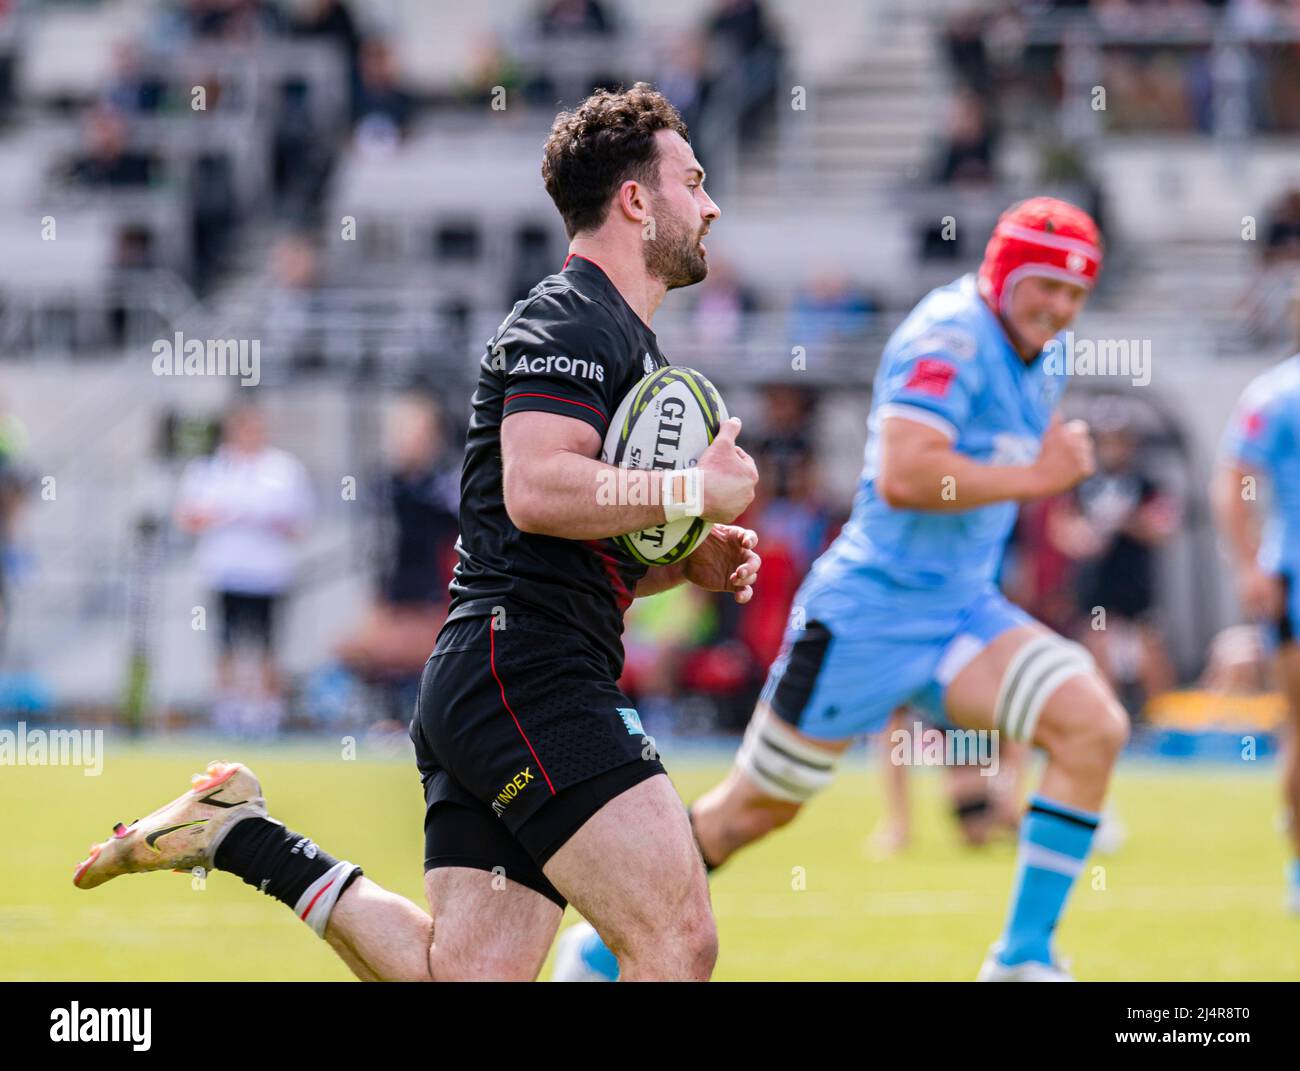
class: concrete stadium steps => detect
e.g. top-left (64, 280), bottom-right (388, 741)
top-left (733, 23), bottom-right (946, 206)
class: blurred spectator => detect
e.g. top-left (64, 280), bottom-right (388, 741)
top-left (353, 38), bottom-right (416, 148)
top-left (335, 392), bottom-right (460, 687)
top-left (703, 0), bottom-right (782, 144)
top-left (67, 106), bottom-right (156, 188)
top-left (273, 77), bottom-right (336, 223)
top-left (944, 5), bottom-right (994, 96)
top-left (102, 42), bottom-right (165, 115)
top-left (187, 0), bottom-right (285, 42)
top-left (458, 33), bottom-right (526, 108)
top-left (537, 0), bottom-right (615, 36)
top-left (658, 31), bottom-right (710, 135)
top-left (262, 233), bottom-right (327, 370)
top-left (692, 256), bottom-right (759, 349)
top-left (295, 0), bottom-right (364, 109)
top-left (174, 403), bottom-right (315, 736)
top-left (933, 88), bottom-right (996, 184)
top-left (190, 151), bottom-right (239, 293)
top-left (1049, 420), bottom-right (1179, 712)
top-left (1263, 187), bottom-right (1300, 265)
top-left (788, 270), bottom-right (877, 347)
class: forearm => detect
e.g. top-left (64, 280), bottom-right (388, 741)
top-left (505, 450), bottom-right (669, 540)
top-left (1212, 466), bottom-right (1260, 569)
top-left (634, 562), bottom-right (687, 598)
top-left (880, 446), bottom-right (1043, 512)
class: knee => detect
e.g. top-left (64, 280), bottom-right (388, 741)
top-left (691, 915), bottom-right (719, 979)
top-left (1042, 679), bottom-right (1129, 767)
top-left (675, 897), bottom-right (719, 980)
top-left (614, 885), bottom-right (718, 980)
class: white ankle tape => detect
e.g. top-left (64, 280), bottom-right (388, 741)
top-left (294, 860), bottom-right (361, 938)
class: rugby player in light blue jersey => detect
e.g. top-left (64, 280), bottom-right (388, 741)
top-left (556, 197), bottom-right (1127, 982)
top-left (1214, 319), bottom-right (1300, 914)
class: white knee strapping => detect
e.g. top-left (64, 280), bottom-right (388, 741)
top-left (994, 634), bottom-right (1095, 743)
top-left (736, 705), bottom-right (840, 803)
top-left (294, 860), bottom-right (362, 938)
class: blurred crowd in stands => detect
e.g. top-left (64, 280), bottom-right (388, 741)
top-left (934, 0), bottom-right (1300, 192)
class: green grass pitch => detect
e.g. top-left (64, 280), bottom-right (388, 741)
top-left (3, 741), bottom-right (1295, 980)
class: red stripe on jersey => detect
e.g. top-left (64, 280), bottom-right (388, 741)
top-left (504, 392), bottom-right (608, 426)
top-left (584, 540), bottom-right (635, 614)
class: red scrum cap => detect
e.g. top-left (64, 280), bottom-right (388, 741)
top-left (977, 197), bottom-right (1103, 315)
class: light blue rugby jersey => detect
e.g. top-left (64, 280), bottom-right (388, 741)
top-left (806, 273), bottom-right (1067, 608)
top-left (1220, 353), bottom-right (1300, 575)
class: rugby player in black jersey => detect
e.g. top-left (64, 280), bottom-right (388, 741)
top-left (72, 84), bottom-right (761, 982)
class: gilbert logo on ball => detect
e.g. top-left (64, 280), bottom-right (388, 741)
top-left (600, 366), bottom-right (728, 566)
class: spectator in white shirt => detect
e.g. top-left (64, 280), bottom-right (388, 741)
top-left (175, 402), bottom-right (314, 734)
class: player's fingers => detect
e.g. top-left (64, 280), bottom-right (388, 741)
top-left (734, 584), bottom-right (753, 604)
top-left (731, 552), bottom-right (760, 586)
top-left (740, 528), bottom-right (758, 549)
top-left (713, 417), bottom-right (742, 447)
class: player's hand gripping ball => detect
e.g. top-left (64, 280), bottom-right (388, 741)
top-left (601, 366), bottom-right (730, 566)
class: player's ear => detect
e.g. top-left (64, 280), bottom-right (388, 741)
top-left (616, 179), bottom-right (649, 225)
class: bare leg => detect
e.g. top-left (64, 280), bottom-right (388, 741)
top-left (945, 626), bottom-right (1128, 812)
top-left (323, 868), bottom-right (562, 982)
top-left (544, 774), bottom-right (716, 981)
top-left (870, 708), bottom-right (911, 855)
top-left (1277, 645), bottom-right (1300, 858)
top-left (691, 706), bottom-right (851, 867)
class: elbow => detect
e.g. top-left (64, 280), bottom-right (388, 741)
top-left (503, 477), bottom-right (552, 536)
top-left (504, 487), bottom-right (544, 535)
top-left (877, 472), bottom-right (917, 510)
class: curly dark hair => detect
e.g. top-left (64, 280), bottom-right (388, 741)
top-left (541, 83), bottom-right (690, 239)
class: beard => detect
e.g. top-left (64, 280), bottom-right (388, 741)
top-left (643, 210), bottom-right (708, 290)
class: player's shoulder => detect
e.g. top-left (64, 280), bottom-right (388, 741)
top-left (500, 269), bottom-right (633, 353)
top-left (886, 275), bottom-right (986, 372)
top-left (1244, 352), bottom-right (1300, 403)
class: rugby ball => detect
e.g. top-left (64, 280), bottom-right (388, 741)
top-left (601, 366), bottom-right (728, 566)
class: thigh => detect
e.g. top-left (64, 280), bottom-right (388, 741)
top-left (943, 615), bottom-right (1119, 752)
top-left (423, 865), bottom-right (562, 981)
top-left (542, 773), bottom-right (707, 956)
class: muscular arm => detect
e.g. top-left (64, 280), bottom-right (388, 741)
top-left (876, 417), bottom-right (1046, 512)
top-left (501, 411), bottom-right (668, 540)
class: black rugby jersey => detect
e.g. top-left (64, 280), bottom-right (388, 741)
top-left (447, 254), bottom-right (669, 675)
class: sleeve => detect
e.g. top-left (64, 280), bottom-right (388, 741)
top-left (873, 323), bottom-right (983, 441)
top-left (496, 288), bottom-right (623, 438)
top-left (1221, 381), bottom-right (1288, 475)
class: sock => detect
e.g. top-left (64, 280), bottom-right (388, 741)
top-left (214, 817), bottom-right (362, 937)
top-left (578, 926), bottom-right (621, 979)
top-left (997, 795), bottom-right (1099, 967)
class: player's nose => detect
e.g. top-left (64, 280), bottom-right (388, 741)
top-left (701, 192), bottom-right (721, 223)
